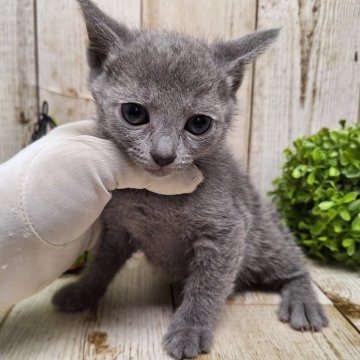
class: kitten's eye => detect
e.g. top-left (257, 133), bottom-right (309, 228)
top-left (121, 103), bottom-right (149, 125)
top-left (185, 115), bottom-right (212, 135)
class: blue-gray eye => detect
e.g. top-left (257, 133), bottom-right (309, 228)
top-left (121, 103), bottom-right (149, 125)
top-left (185, 115), bottom-right (212, 135)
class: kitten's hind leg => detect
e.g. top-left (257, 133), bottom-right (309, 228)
top-left (52, 225), bottom-right (136, 311)
top-left (248, 206), bottom-right (329, 331)
top-left (279, 274), bottom-right (328, 331)
top-left (255, 248), bottom-right (329, 331)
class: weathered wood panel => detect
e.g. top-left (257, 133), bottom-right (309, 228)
top-left (249, 0), bottom-right (360, 193)
top-left (210, 305), bottom-right (360, 360)
top-left (82, 254), bottom-right (173, 360)
top-left (142, 0), bottom-right (256, 165)
top-left (0, 254), bottom-right (173, 360)
top-left (310, 260), bottom-right (360, 332)
top-left (36, 0), bottom-right (141, 124)
top-left (0, 0), bottom-right (37, 162)
top-left (1, 255), bottom-right (359, 360)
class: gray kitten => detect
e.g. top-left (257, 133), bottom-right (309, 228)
top-left (53, 1), bottom-right (328, 358)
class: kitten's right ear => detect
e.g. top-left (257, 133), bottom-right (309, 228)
top-left (77, 0), bottom-right (132, 71)
top-left (212, 29), bottom-right (280, 93)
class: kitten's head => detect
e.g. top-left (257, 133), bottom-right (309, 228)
top-left (78, 0), bottom-right (278, 176)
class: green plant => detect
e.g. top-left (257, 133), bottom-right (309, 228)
top-left (270, 120), bottom-right (360, 266)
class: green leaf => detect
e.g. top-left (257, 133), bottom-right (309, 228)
top-left (342, 239), bottom-right (355, 256)
top-left (284, 148), bottom-right (292, 158)
top-left (343, 167), bottom-right (360, 179)
top-left (302, 240), bottom-right (317, 246)
top-left (342, 239), bottom-right (353, 248)
top-left (339, 150), bottom-right (350, 166)
top-left (349, 142), bottom-right (358, 149)
top-left (319, 201), bottom-right (335, 210)
top-left (347, 243), bottom-right (355, 256)
top-left (311, 147), bottom-right (321, 162)
top-left (298, 221), bottom-right (309, 230)
top-left (348, 199), bottom-right (360, 211)
top-left (323, 141), bottom-right (333, 149)
top-left (333, 222), bottom-right (342, 233)
top-left (342, 192), bottom-right (357, 203)
top-left (303, 140), bottom-right (315, 149)
top-left (354, 160), bottom-right (360, 170)
top-left (328, 208), bottom-right (337, 220)
top-left (292, 167), bottom-right (301, 178)
top-left (326, 188), bottom-right (335, 198)
top-left (325, 241), bottom-right (338, 252)
top-left (330, 132), bottom-right (339, 143)
top-left (340, 208), bottom-right (351, 221)
top-left (307, 172), bottom-right (316, 185)
top-left (318, 236), bottom-right (328, 242)
top-left (329, 167), bottom-right (340, 177)
top-left (351, 215), bottom-right (360, 231)
top-left (293, 139), bottom-right (301, 149)
top-left (292, 165), bottom-right (307, 179)
top-left (330, 129), bottom-right (348, 143)
top-left (310, 222), bottom-right (325, 235)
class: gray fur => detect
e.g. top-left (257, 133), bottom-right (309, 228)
top-left (53, 1), bottom-right (328, 358)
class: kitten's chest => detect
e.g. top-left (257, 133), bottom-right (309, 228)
top-left (116, 190), bottom-right (187, 232)
top-left (109, 189), bottom-right (193, 278)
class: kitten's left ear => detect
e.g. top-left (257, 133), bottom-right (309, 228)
top-left (212, 29), bottom-right (280, 92)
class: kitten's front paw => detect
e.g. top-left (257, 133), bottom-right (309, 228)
top-left (279, 296), bottom-right (329, 331)
top-left (52, 282), bottom-right (103, 312)
top-left (163, 324), bottom-right (213, 359)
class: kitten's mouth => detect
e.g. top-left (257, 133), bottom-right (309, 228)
top-left (146, 167), bottom-right (172, 177)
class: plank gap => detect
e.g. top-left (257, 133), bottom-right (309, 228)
top-left (246, 0), bottom-right (259, 172)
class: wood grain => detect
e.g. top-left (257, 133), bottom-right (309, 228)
top-left (1, 255), bottom-right (359, 359)
top-left (36, 0), bottom-right (141, 124)
top-left (0, 0), bottom-right (37, 162)
top-left (249, 0), bottom-right (360, 193)
top-left (310, 260), bottom-right (360, 332)
top-left (0, 254), bottom-right (173, 360)
top-left (142, 0), bottom-right (256, 166)
top-left (208, 305), bottom-right (360, 360)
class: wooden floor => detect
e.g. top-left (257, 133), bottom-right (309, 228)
top-left (0, 253), bottom-right (359, 359)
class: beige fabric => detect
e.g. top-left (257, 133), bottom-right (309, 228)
top-left (0, 120), bottom-right (203, 310)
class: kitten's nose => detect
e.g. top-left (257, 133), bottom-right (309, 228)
top-left (150, 151), bottom-right (177, 167)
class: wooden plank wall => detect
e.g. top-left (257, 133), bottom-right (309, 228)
top-left (1, 0), bottom-right (359, 194)
top-left (0, 0), bottom-right (37, 163)
top-left (249, 0), bottom-right (360, 193)
top-left (36, 0), bottom-right (141, 125)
